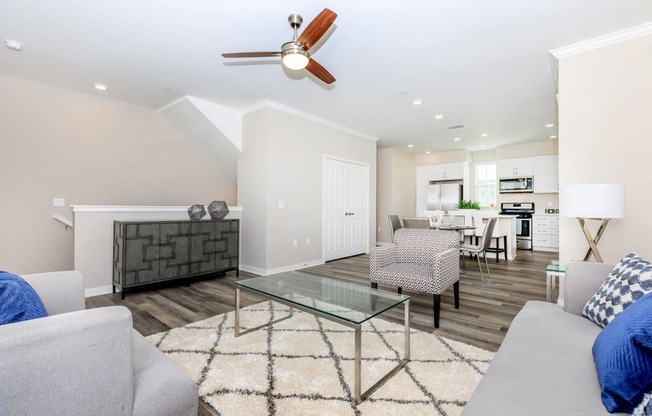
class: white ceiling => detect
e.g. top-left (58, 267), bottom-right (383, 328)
top-left (1, 1), bottom-right (651, 153)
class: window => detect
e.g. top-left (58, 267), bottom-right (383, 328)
top-left (475, 163), bottom-right (497, 208)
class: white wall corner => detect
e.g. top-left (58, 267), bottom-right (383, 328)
top-left (186, 96), bottom-right (243, 150)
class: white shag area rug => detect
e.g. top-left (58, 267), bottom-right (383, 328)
top-left (147, 301), bottom-right (494, 416)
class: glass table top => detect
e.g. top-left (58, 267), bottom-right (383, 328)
top-left (235, 271), bottom-right (410, 325)
top-left (545, 260), bottom-right (566, 273)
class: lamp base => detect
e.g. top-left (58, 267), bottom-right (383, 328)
top-left (577, 217), bottom-right (611, 263)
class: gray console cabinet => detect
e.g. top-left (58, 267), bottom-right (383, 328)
top-left (113, 219), bottom-right (239, 299)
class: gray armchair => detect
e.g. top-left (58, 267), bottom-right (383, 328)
top-left (0, 271), bottom-right (198, 416)
top-left (370, 228), bottom-right (460, 328)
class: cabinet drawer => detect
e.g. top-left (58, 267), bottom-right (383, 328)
top-left (534, 228), bottom-right (551, 236)
top-left (533, 236), bottom-right (552, 247)
top-left (551, 235), bottom-right (560, 248)
top-left (533, 217), bottom-right (550, 226)
top-left (549, 216), bottom-right (560, 225)
top-left (533, 223), bottom-right (551, 232)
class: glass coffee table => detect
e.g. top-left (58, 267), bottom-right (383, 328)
top-left (234, 271), bottom-right (411, 404)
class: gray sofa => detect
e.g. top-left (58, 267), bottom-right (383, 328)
top-left (463, 261), bottom-right (626, 416)
top-left (0, 271), bottom-right (198, 416)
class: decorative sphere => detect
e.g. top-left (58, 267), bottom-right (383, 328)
top-left (187, 204), bottom-right (206, 220)
top-left (207, 201), bottom-right (229, 220)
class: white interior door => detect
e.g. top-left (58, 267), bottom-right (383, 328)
top-left (323, 157), bottom-right (368, 261)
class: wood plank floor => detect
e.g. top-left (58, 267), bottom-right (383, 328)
top-left (87, 249), bottom-right (555, 416)
top-left (87, 249), bottom-right (556, 351)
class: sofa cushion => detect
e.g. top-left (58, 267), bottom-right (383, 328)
top-left (131, 330), bottom-right (198, 416)
top-left (592, 291), bottom-right (652, 413)
top-left (0, 271), bottom-right (48, 324)
top-left (462, 301), bottom-right (626, 416)
top-left (583, 252), bottom-right (652, 328)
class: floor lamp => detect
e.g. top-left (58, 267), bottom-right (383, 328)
top-left (560, 184), bottom-right (625, 263)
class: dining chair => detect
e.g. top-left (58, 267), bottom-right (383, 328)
top-left (472, 213), bottom-right (508, 262)
top-left (402, 217), bottom-right (431, 229)
top-left (388, 215), bottom-right (403, 241)
top-left (460, 217), bottom-right (497, 284)
top-left (422, 210), bottom-right (443, 227)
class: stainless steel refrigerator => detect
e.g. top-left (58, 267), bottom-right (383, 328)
top-left (427, 182), bottom-right (463, 212)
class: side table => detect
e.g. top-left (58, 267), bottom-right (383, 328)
top-left (545, 261), bottom-right (566, 305)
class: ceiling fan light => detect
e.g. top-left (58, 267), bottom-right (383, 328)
top-left (281, 46), bottom-right (309, 70)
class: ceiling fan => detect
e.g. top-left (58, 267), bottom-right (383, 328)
top-left (222, 8), bottom-right (337, 84)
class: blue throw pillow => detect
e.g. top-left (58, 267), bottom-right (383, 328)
top-left (0, 271), bottom-right (49, 324)
top-left (593, 290), bottom-right (652, 413)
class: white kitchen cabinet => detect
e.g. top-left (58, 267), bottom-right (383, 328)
top-left (533, 154), bottom-right (559, 193)
top-left (429, 162), bottom-right (466, 181)
top-left (497, 157), bottom-right (533, 178)
top-left (532, 215), bottom-right (559, 251)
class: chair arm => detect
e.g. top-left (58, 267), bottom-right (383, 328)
top-left (563, 261), bottom-right (615, 316)
top-left (432, 247), bottom-right (461, 292)
top-left (22, 270), bottom-right (85, 315)
top-left (0, 307), bottom-right (134, 416)
top-left (370, 245), bottom-right (397, 273)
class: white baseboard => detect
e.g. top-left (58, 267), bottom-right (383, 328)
top-left (240, 259), bottom-right (325, 277)
top-left (85, 285), bottom-right (114, 298)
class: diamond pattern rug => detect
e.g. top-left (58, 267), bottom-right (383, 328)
top-left (146, 301), bottom-right (493, 416)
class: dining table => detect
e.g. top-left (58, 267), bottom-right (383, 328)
top-left (430, 223), bottom-right (476, 244)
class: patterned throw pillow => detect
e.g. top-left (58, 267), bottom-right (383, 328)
top-left (583, 252), bottom-right (652, 328)
top-left (634, 392), bottom-right (652, 416)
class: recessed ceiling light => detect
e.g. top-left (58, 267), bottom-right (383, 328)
top-left (5, 39), bottom-right (23, 51)
top-left (480, 133), bottom-right (488, 137)
top-left (453, 137), bottom-right (461, 142)
top-left (93, 83), bottom-right (107, 91)
top-left (434, 114), bottom-right (444, 119)
top-left (546, 123), bottom-right (555, 128)
top-left (407, 144), bottom-right (414, 148)
top-left (550, 135), bottom-right (558, 139)
top-left (480, 144), bottom-right (486, 148)
top-left (425, 151), bottom-right (431, 154)
top-left (411, 99), bottom-right (424, 106)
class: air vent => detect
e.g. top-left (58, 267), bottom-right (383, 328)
top-left (447, 124), bottom-right (466, 131)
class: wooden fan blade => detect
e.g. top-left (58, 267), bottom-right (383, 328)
top-left (306, 59), bottom-right (335, 84)
top-left (222, 52), bottom-right (281, 58)
top-left (297, 8), bottom-right (337, 50)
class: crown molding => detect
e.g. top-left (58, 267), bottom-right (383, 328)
top-left (243, 99), bottom-right (379, 142)
top-left (550, 22), bottom-right (652, 59)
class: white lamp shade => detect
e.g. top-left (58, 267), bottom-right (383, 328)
top-left (560, 184), bottom-right (625, 218)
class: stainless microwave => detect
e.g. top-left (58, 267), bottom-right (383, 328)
top-left (499, 177), bottom-right (533, 193)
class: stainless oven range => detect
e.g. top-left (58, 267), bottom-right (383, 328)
top-left (499, 202), bottom-right (534, 250)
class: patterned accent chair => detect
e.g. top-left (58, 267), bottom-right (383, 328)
top-left (370, 228), bottom-right (460, 328)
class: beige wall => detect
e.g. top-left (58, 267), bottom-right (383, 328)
top-left (239, 107), bottom-right (377, 273)
top-left (415, 149), bottom-right (471, 165)
top-left (495, 140), bottom-right (558, 159)
top-left (559, 34), bottom-right (652, 264)
top-left (0, 74), bottom-right (236, 274)
top-left (376, 148), bottom-right (416, 243)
